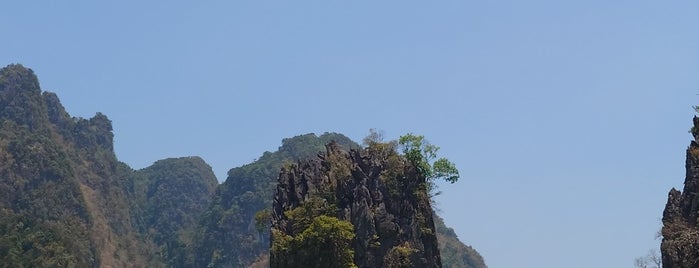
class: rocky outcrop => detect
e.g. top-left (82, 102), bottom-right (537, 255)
top-left (271, 142), bottom-right (442, 267)
top-left (661, 116), bottom-right (699, 268)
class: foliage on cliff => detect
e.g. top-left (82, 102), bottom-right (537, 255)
top-left (271, 141), bottom-right (444, 267)
top-left (271, 213), bottom-right (357, 268)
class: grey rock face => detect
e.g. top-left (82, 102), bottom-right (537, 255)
top-left (271, 142), bottom-right (442, 268)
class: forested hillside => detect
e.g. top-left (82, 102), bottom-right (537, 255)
top-left (131, 157), bottom-right (219, 267)
top-left (0, 64), bottom-right (148, 266)
top-left (0, 64), bottom-right (485, 267)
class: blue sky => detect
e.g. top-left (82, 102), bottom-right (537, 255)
top-left (2, 1), bottom-right (698, 267)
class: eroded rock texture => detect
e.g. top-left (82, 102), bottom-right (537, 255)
top-left (271, 142), bottom-right (442, 268)
top-left (662, 116), bottom-right (699, 268)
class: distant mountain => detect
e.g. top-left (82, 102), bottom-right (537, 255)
top-left (435, 215), bottom-right (486, 268)
top-left (0, 64), bottom-right (486, 267)
top-left (131, 156), bottom-right (219, 267)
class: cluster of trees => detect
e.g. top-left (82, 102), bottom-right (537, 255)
top-left (0, 118), bottom-right (94, 266)
top-left (365, 129), bottom-right (460, 197)
top-left (271, 199), bottom-right (356, 268)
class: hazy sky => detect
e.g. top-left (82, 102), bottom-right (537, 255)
top-left (3, 1), bottom-right (698, 267)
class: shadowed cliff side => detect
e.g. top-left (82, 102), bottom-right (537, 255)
top-left (662, 116), bottom-right (699, 268)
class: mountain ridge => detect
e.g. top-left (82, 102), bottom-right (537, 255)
top-left (0, 64), bottom-right (485, 267)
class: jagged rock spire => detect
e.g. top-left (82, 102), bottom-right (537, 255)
top-left (661, 116), bottom-right (699, 268)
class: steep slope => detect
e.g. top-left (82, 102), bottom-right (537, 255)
top-left (270, 142), bottom-right (442, 267)
top-left (0, 64), bottom-right (148, 266)
top-left (0, 64), bottom-right (220, 267)
top-left (661, 116), bottom-right (699, 267)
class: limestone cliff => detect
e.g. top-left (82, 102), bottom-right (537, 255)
top-left (661, 116), bottom-right (699, 268)
top-left (270, 142), bottom-right (442, 267)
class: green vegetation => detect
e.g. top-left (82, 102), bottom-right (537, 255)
top-left (0, 65), bottom-right (219, 267)
top-left (254, 208), bottom-right (272, 232)
top-left (269, 147), bottom-right (365, 267)
top-left (0, 65), bottom-right (120, 266)
top-left (0, 65), bottom-right (485, 267)
top-left (364, 129), bottom-right (460, 197)
top-left (434, 215), bottom-right (487, 268)
top-left (271, 133), bottom-right (471, 267)
top-left (132, 157), bottom-right (218, 267)
top-left (399, 133), bottom-right (460, 196)
top-left (272, 214), bottom-right (356, 268)
top-left (384, 242), bottom-right (420, 268)
top-left (0, 212), bottom-right (84, 267)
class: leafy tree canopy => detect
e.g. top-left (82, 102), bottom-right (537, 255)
top-left (365, 130), bottom-right (460, 196)
top-left (398, 133), bottom-right (459, 184)
top-left (271, 215), bottom-right (356, 268)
